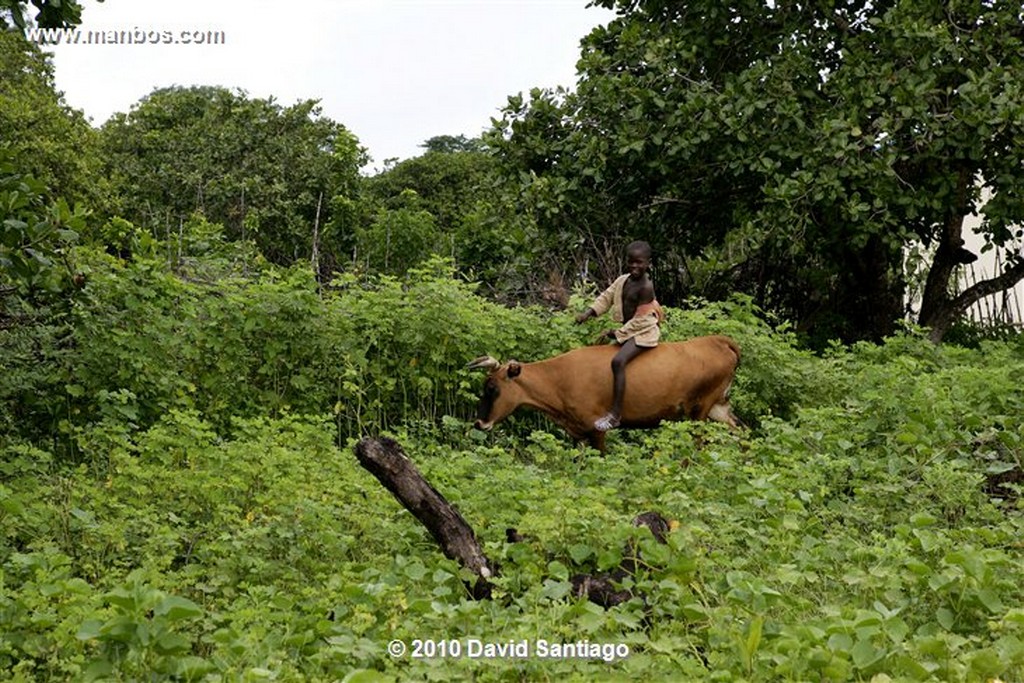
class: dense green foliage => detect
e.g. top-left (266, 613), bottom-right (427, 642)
top-left (0, 0), bottom-right (96, 31)
top-left (3, 6), bottom-right (1024, 681)
top-left (491, 0), bottom-right (1024, 344)
top-left (3, 245), bottom-right (1024, 680)
top-left (0, 150), bottom-right (86, 298)
top-left (0, 31), bottom-right (104, 207)
top-left (99, 86), bottom-right (366, 268)
top-left (2, 250), bottom-right (565, 452)
top-left (357, 142), bottom-right (542, 300)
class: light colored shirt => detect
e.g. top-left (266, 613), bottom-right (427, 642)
top-left (588, 275), bottom-right (664, 347)
top-left (589, 274), bottom-right (630, 323)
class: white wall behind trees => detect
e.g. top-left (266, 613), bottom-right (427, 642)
top-left (960, 194), bottom-right (1024, 327)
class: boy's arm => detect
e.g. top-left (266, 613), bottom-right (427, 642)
top-left (577, 279), bottom-right (619, 324)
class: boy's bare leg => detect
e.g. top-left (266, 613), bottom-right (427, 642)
top-left (595, 338), bottom-right (649, 431)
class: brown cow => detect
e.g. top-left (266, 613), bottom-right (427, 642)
top-left (467, 335), bottom-right (741, 453)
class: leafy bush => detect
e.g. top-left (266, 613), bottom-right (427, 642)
top-left (3, 242), bottom-right (1023, 680)
top-left (6, 251), bottom-right (579, 458)
top-left (3, 370), bottom-right (1023, 680)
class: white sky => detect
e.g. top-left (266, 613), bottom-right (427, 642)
top-left (45, 0), bottom-right (615, 172)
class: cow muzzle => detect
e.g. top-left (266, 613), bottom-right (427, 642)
top-left (473, 419), bottom-right (493, 431)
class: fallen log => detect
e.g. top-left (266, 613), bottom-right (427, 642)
top-left (354, 437), bottom-right (494, 598)
top-left (355, 437), bottom-right (670, 607)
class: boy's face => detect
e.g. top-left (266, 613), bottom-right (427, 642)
top-left (626, 250), bottom-right (650, 279)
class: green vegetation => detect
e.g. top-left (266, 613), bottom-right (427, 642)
top-left (493, 0), bottom-right (1024, 344)
top-left (98, 85), bottom-right (366, 270)
top-left (0, 30), bottom-right (103, 207)
top-left (3, 243), bottom-right (1024, 679)
top-left (2, 4), bottom-right (1024, 680)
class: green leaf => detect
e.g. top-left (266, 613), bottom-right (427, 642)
top-left (76, 619), bottom-right (104, 641)
top-left (540, 579), bottom-right (571, 601)
top-left (681, 602), bottom-right (709, 620)
top-left (968, 648), bottom-right (1004, 678)
top-left (896, 431), bottom-right (917, 444)
top-left (910, 512), bottom-right (937, 527)
top-left (342, 670), bottom-right (395, 683)
top-left (404, 561), bottom-right (428, 581)
top-left (828, 633), bottom-right (854, 653)
top-left (576, 609), bottom-right (605, 632)
top-left (172, 657), bottom-right (216, 678)
top-left (154, 595), bottom-right (203, 622)
top-left (547, 560), bottom-right (569, 581)
top-left (82, 660), bottom-right (113, 681)
top-left (743, 615), bottom-right (764, 667)
top-left (976, 588), bottom-right (1005, 615)
top-left (155, 631), bottom-right (191, 655)
top-left (104, 587), bottom-right (138, 612)
top-left (851, 638), bottom-right (884, 670)
top-left (568, 543), bottom-right (593, 564)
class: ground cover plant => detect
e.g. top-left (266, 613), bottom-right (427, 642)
top-left (4, 8), bottom-right (1024, 680)
top-left (2, 250), bottom-right (1023, 681)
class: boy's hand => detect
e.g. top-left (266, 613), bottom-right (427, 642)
top-left (574, 310), bottom-right (592, 325)
top-left (603, 329), bottom-right (618, 340)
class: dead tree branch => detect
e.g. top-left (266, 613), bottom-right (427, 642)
top-left (354, 437), bottom-right (494, 598)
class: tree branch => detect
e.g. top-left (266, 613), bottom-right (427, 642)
top-left (639, 196), bottom-right (690, 210)
top-left (356, 437), bottom-right (675, 608)
top-left (354, 437), bottom-right (494, 598)
top-left (949, 257), bottom-right (1024, 316)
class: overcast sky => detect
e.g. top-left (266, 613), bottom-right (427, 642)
top-left (45, 0), bottom-right (616, 171)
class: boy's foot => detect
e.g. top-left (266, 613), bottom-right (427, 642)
top-left (594, 414), bottom-right (621, 432)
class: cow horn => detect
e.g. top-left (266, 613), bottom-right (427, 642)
top-left (466, 355), bottom-right (500, 371)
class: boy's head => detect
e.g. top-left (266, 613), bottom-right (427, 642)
top-left (626, 240), bottom-right (652, 279)
top-left (626, 240), bottom-right (652, 260)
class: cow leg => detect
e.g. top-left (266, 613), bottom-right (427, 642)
top-left (708, 402), bottom-right (741, 429)
top-left (587, 430), bottom-right (607, 455)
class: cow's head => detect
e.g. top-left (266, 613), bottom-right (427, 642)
top-left (466, 355), bottom-right (524, 431)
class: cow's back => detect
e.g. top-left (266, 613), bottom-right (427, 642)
top-left (546, 335), bottom-right (740, 426)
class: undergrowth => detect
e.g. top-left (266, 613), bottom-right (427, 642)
top-left (2, 251), bottom-right (1023, 681)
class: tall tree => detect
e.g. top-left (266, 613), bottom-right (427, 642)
top-left (0, 30), bottom-right (103, 207)
top-left (419, 134), bottom-right (487, 154)
top-left (363, 140), bottom-right (495, 239)
top-left (491, 0), bottom-right (1024, 344)
top-left (100, 86), bottom-right (367, 267)
top-left (0, 31), bottom-right (97, 299)
top-left (360, 141), bottom-right (538, 290)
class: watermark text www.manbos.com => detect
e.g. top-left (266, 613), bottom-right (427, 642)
top-left (26, 27), bottom-right (226, 47)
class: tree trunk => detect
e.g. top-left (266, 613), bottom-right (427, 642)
top-left (354, 437), bottom-right (494, 598)
top-left (918, 168), bottom-right (971, 343)
top-left (922, 258), bottom-right (1024, 343)
top-left (835, 234), bottom-right (906, 344)
top-left (914, 168), bottom-right (1024, 343)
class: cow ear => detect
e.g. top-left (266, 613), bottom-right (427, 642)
top-left (507, 361), bottom-right (522, 379)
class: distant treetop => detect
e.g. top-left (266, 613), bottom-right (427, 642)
top-left (419, 134), bottom-right (486, 155)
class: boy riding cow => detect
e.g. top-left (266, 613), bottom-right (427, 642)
top-left (575, 240), bottom-right (664, 432)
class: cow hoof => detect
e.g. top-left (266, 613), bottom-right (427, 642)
top-left (594, 414), bottom-right (621, 432)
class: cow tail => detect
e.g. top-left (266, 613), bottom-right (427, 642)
top-left (726, 337), bottom-right (741, 369)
